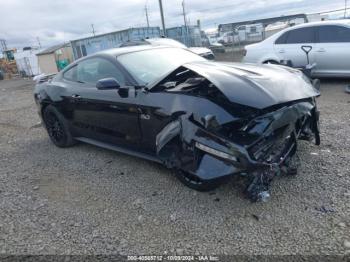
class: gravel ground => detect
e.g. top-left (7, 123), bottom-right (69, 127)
top-left (0, 78), bottom-right (349, 256)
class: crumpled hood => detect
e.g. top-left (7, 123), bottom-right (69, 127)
top-left (183, 61), bottom-right (319, 109)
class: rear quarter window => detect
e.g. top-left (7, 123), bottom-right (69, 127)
top-left (318, 25), bottom-right (350, 43)
top-left (275, 32), bottom-right (288, 44)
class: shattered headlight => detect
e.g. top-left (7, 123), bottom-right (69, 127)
top-left (195, 142), bottom-right (238, 162)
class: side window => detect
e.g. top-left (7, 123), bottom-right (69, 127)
top-left (77, 58), bottom-right (125, 85)
top-left (285, 27), bottom-right (315, 44)
top-left (318, 25), bottom-right (350, 43)
top-left (275, 32), bottom-right (288, 44)
top-left (81, 44), bottom-right (87, 56)
top-left (63, 65), bottom-right (78, 81)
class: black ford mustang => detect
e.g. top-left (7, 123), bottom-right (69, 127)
top-left (34, 46), bottom-right (320, 201)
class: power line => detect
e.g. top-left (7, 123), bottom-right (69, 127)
top-left (309, 7), bottom-right (349, 15)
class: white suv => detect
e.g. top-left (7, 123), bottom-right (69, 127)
top-left (243, 20), bottom-right (350, 78)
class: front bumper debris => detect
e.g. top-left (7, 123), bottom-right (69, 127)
top-left (179, 100), bottom-right (320, 201)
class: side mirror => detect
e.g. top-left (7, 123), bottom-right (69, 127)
top-left (96, 78), bottom-right (120, 90)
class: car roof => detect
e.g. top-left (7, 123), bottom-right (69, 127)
top-left (96, 45), bottom-right (170, 57)
top-left (119, 40), bottom-right (149, 47)
top-left (288, 19), bottom-right (350, 29)
top-left (146, 38), bottom-right (188, 48)
top-left (261, 19), bottom-right (350, 43)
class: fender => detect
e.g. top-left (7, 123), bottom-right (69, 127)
top-left (155, 120), bottom-right (181, 155)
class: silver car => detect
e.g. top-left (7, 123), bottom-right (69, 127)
top-left (243, 20), bottom-right (350, 78)
top-left (119, 38), bottom-right (215, 60)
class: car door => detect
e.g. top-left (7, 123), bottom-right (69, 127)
top-left (313, 25), bottom-right (350, 77)
top-left (274, 26), bottom-right (317, 67)
top-left (67, 56), bottom-right (141, 148)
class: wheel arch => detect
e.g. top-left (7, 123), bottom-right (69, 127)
top-left (156, 120), bottom-right (182, 168)
top-left (259, 54), bottom-right (280, 64)
top-left (262, 59), bottom-right (280, 64)
top-left (41, 103), bottom-right (76, 147)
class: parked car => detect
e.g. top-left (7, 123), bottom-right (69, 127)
top-left (34, 46), bottom-right (320, 201)
top-left (243, 20), bottom-right (350, 78)
top-left (0, 69), bottom-right (4, 80)
top-left (218, 29), bottom-right (248, 45)
top-left (119, 38), bottom-right (215, 60)
top-left (208, 36), bottom-right (225, 53)
top-left (218, 32), bottom-right (234, 44)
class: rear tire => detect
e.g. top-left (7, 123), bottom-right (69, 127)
top-left (43, 105), bottom-right (76, 148)
top-left (175, 169), bottom-right (225, 192)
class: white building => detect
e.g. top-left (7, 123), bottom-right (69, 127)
top-left (14, 48), bottom-right (41, 77)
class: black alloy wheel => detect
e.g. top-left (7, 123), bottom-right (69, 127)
top-left (45, 111), bottom-right (66, 143)
top-left (43, 105), bottom-right (75, 147)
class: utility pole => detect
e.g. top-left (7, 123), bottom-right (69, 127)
top-left (182, 0), bottom-right (189, 46)
top-left (91, 24), bottom-right (96, 37)
top-left (145, 5), bottom-right (150, 28)
top-left (345, 0), bottom-right (348, 18)
top-left (158, 0), bottom-right (166, 36)
top-left (36, 37), bottom-right (42, 48)
top-left (182, 1), bottom-right (188, 29)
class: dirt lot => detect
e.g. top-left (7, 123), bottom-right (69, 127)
top-left (0, 77), bottom-right (349, 256)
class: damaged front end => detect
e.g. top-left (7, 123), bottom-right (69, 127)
top-left (153, 62), bottom-right (320, 201)
top-left (231, 99), bottom-right (320, 201)
top-left (158, 99), bottom-right (319, 201)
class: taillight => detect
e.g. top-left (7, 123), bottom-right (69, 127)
top-left (243, 49), bottom-right (247, 56)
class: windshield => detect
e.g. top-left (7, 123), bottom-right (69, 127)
top-left (117, 47), bottom-right (205, 85)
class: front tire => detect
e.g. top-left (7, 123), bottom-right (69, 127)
top-left (43, 105), bottom-right (76, 148)
top-left (161, 138), bottom-right (227, 192)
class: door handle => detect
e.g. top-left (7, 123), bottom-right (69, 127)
top-left (278, 49), bottom-right (285, 53)
top-left (71, 94), bottom-right (81, 99)
top-left (317, 48), bottom-right (326, 53)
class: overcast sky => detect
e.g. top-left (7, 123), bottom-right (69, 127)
top-left (0, 0), bottom-right (347, 48)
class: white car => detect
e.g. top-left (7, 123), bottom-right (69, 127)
top-left (120, 38), bottom-right (215, 60)
top-left (243, 20), bottom-right (350, 77)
